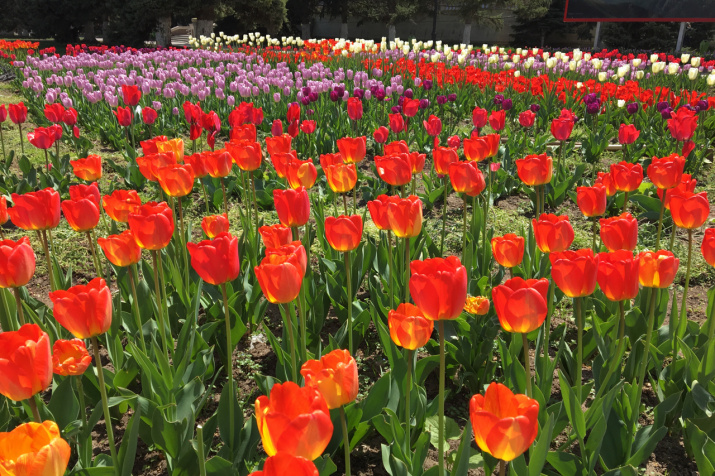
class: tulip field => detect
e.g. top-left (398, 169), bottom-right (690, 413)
top-left (1, 36), bottom-right (715, 475)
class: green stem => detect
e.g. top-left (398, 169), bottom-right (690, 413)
top-left (251, 173), bottom-right (259, 236)
top-left (282, 302), bottom-right (298, 382)
top-left (404, 238), bottom-right (410, 304)
top-left (440, 177), bottom-right (448, 255)
top-left (44, 149), bottom-right (49, 171)
top-left (87, 232), bottom-right (102, 277)
top-left (522, 333), bottom-right (532, 398)
top-left (128, 266), bottom-right (148, 356)
top-left (462, 195), bottom-right (468, 282)
top-left (18, 123), bottom-right (24, 155)
top-left (76, 375), bottom-right (87, 427)
top-left (151, 251), bottom-right (170, 363)
top-left (593, 300), bottom-right (626, 403)
top-left (674, 229), bottom-right (694, 360)
top-left (405, 349), bottom-right (413, 449)
top-left (220, 283), bottom-right (235, 451)
top-left (340, 406), bottom-right (351, 476)
top-left (387, 231), bottom-right (394, 310)
top-left (91, 335), bottom-right (119, 474)
top-left (0, 288), bottom-right (15, 332)
top-left (13, 287), bottom-right (25, 326)
top-left (591, 217), bottom-right (598, 253)
top-left (707, 286), bottom-right (715, 342)
top-left (575, 296), bottom-right (583, 403)
top-left (622, 191), bottom-right (629, 214)
top-left (0, 126), bottom-right (6, 160)
top-left (345, 250), bottom-right (353, 355)
top-left (28, 396), bottom-right (41, 422)
top-left (655, 193), bottom-right (665, 249)
top-left (201, 179), bottom-right (210, 214)
top-left (221, 177), bottom-right (228, 216)
top-left (626, 288), bottom-right (658, 461)
top-left (343, 193), bottom-right (348, 215)
top-left (669, 224), bottom-right (677, 252)
top-left (40, 231), bottom-right (56, 291)
top-left (197, 425), bottom-right (207, 476)
top-left (438, 321), bottom-right (446, 476)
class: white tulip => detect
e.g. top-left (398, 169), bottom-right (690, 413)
top-left (688, 68), bottom-right (699, 80)
top-left (584, 53), bottom-right (591, 61)
top-left (598, 72), bottom-right (607, 82)
top-left (632, 58), bottom-right (641, 68)
top-left (514, 70), bottom-right (521, 77)
top-left (681, 53), bottom-right (690, 63)
top-left (707, 73), bottom-right (715, 86)
top-left (617, 99), bottom-right (625, 108)
top-left (573, 49), bottom-right (582, 61)
top-left (617, 65), bottom-right (630, 78)
top-left (667, 62), bottom-right (679, 75)
top-left (650, 54), bottom-right (659, 63)
top-left (635, 70), bottom-right (644, 80)
top-left (691, 57), bottom-right (701, 68)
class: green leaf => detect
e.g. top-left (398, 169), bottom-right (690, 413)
top-left (118, 405), bottom-right (141, 476)
top-left (529, 413), bottom-right (555, 476)
top-left (546, 451), bottom-right (585, 476)
top-left (205, 456), bottom-right (234, 476)
top-left (685, 419), bottom-right (715, 475)
top-left (559, 370), bottom-right (585, 440)
top-left (424, 415), bottom-right (461, 449)
top-left (451, 426), bottom-right (473, 476)
top-left (47, 377), bottom-right (79, 432)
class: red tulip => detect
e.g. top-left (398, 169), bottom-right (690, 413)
top-left (701, 228), bottom-right (715, 267)
top-left (599, 213), bottom-right (638, 251)
top-left (287, 120), bottom-right (300, 139)
top-left (596, 251), bottom-right (640, 301)
top-left (49, 277), bottom-right (112, 339)
top-left (408, 152), bottom-right (426, 174)
top-left (227, 140), bottom-right (263, 172)
top-left (532, 214), bottom-right (574, 253)
top-left (595, 171), bottom-right (617, 197)
top-left (203, 149), bottom-right (234, 178)
top-left (492, 277), bottom-right (549, 333)
top-left (618, 124), bottom-right (640, 145)
top-left (337, 136), bottom-right (366, 164)
top-left (550, 113), bottom-right (574, 141)
top-left (423, 115), bottom-right (442, 136)
top-left (274, 187), bottom-right (310, 227)
top-left (464, 134), bottom-right (500, 162)
top-left (121, 84), bottom-right (141, 106)
top-left (387, 303), bottom-right (434, 350)
top-left (271, 150), bottom-right (298, 179)
top-left (187, 232), bottom-right (240, 285)
top-left (183, 101), bottom-right (203, 124)
top-left (61, 197), bottom-right (100, 232)
top-left (301, 349), bottom-right (358, 409)
top-left (325, 163), bottom-right (357, 193)
top-left (114, 106), bottom-right (132, 127)
top-left (447, 135), bottom-right (461, 148)
top-left (266, 134), bottom-right (292, 156)
top-left (128, 201), bottom-right (175, 250)
top-left (516, 154), bottom-right (553, 186)
top-left (576, 185), bottom-right (607, 217)
top-left (488, 109), bottom-right (506, 131)
top-left (519, 110), bottom-right (536, 128)
top-left (347, 97), bottom-right (363, 121)
top-left (433, 146), bottom-right (458, 175)
top-left (472, 107), bottom-right (488, 129)
top-left (658, 173), bottom-right (697, 210)
top-left (287, 103), bottom-right (301, 124)
top-left (0, 237), bottom-right (35, 289)
top-left (27, 127), bottom-right (55, 150)
top-left (70, 155), bottom-right (102, 181)
top-left (102, 189), bottom-right (141, 223)
top-left (403, 98), bottom-right (420, 117)
top-left (0, 196), bottom-right (6, 226)
top-left (9, 188), bottom-right (61, 231)
top-left (8, 103), bottom-right (28, 124)
top-left (375, 154), bottom-right (412, 187)
top-left (469, 382), bottom-right (539, 461)
top-left (254, 244), bottom-right (306, 304)
top-left (63, 108), bottom-right (78, 126)
top-left (387, 195), bottom-right (423, 238)
top-left (648, 154), bottom-right (685, 190)
top-left (0, 105), bottom-right (5, 123)
top-left (286, 158), bottom-right (318, 190)
top-left (638, 250), bottom-right (679, 288)
top-left (610, 162), bottom-right (643, 192)
top-left (249, 453), bottom-right (318, 476)
top-left (231, 123), bottom-right (258, 142)
top-left (669, 190), bottom-right (710, 229)
top-left (491, 234), bottom-right (525, 268)
top-left (156, 164), bottom-right (195, 198)
top-left (271, 119), bottom-right (284, 137)
top-left (266, 242), bottom-right (307, 275)
top-left (384, 141), bottom-right (409, 156)
top-left (367, 195), bottom-right (400, 231)
top-left (44, 103), bottom-right (65, 123)
top-left (449, 161), bottom-right (486, 197)
top-left (550, 249), bottom-right (598, 298)
top-left (97, 230), bottom-right (142, 267)
top-left (259, 224), bottom-right (293, 248)
top-left (667, 107), bottom-right (698, 141)
top-left (373, 126), bottom-right (389, 144)
top-left (325, 215), bottom-right (362, 251)
top-left (139, 135), bottom-right (169, 155)
top-left (410, 256), bottom-right (467, 321)
top-left (0, 324), bottom-right (52, 401)
top-left (52, 339), bottom-right (92, 376)
top-left (389, 113), bottom-right (405, 133)
top-left (136, 153), bottom-right (177, 182)
top-left (142, 107), bottom-right (158, 125)
top-left (185, 153), bottom-right (208, 178)
top-left (300, 120), bottom-right (316, 135)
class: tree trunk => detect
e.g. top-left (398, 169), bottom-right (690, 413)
top-left (388, 24), bottom-right (396, 42)
top-left (462, 23), bottom-right (472, 44)
top-left (431, 0), bottom-right (438, 42)
top-left (83, 21), bottom-right (96, 43)
top-left (155, 16), bottom-right (171, 47)
top-left (540, 30), bottom-right (545, 48)
top-left (340, 6), bottom-right (349, 39)
top-left (196, 4), bottom-right (216, 38)
top-left (301, 23), bottom-right (310, 40)
top-left (340, 23), bottom-right (348, 39)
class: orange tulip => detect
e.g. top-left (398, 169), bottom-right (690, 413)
top-left (492, 277), bottom-right (549, 333)
top-left (387, 195), bottom-right (423, 238)
top-left (8, 188), bottom-right (61, 231)
top-left (49, 277), bottom-right (112, 339)
top-left (271, 150), bottom-right (298, 179)
top-left (285, 158), bottom-right (318, 190)
top-left (187, 233), bottom-right (240, 285)
top-left (324, 163), bottom-right (357, 193)
top-left (259, 224), bottom-right (293, 248)
top-left (265, 241), bottom-right (307, 274)
top-left (449, 162), bottom-right (486, 197)
top-left (596, 251), bottom-right (640, 301)
top-left (701, 228), bottom-right (715, 267)
top-left (408, 151), bottom-right (426, 174)
top-left (69, 182), bottom-right (101, 207)
top-left (230, 123), bottom-right (257, 142)
top-left (669, 190), bottom-right (710, 229)
top-left (102, 189), bottom-right (141, 223)
top-left (325, 215), bottom-right (362, 252)
top-left (516, 154), bottom-right (553, 186)
top-left (469, 382), bottom-right (539, 461)
top-left (0, 421), bottom-right (71, 475)
top-left (273, 188), bottom-right (310, 228)
top-left (595, 171), bottom-right (616, 197)
top-left (387, 303), bottom-right (434, 350)
top-left (97, 230), bottom-right (142, 267)
top-left (128, 201), bottom-right (174, 250)
top-left (610, 162), bottom-right (643, 192)
top-left (0, 237), bottom-right (35, 289)
top-left (658, 173), bottom-right (697, 210)
top-left (410, 256), bottom-right (468, 321)
top-left (384, 141), bottom-right (409, 155)
top-left (0, 196), bottom-right (7, 226)
top-left (156, 164), bottom-right (195, 197)
top-left (255, 244), bottom-right (306, 303)
top-left (647, 154), bottom-right (685, 190)
top-left (266, 134), bottom-right (292, 156)
top-left (227, 140), bottom-right (263, 172)
top-left (433, 146), bottom-right (458, 175)
top-left (550, 249), bottom-right (598, 298)
top-left (255, 381), bottom-right (333, 460)
top-left (0, 324), bottom-right (52, 401)
top-left (185, 153), bottom-right (208, 178)
top-left (61, 197), bottom-right (100, 232)
top-left (136, 153), bottom-right (176, 182)
top-left (203, 149), bottom-right (234, 178)
top-left (599, 213), bottom-right (638, 251)
top-left (301, 349), bottom-right (358, 409)
top-left (70, 155), bottom-right (102, 181)
top-left (336, 136), bottom-right (366, 164)
top-left (367, 195), bottom-right (401, 231)
top-left (156, 138), bottom-right (185, 162)
top-left (532, 214), bottom-right (574, 253)
top-left (576, 185), bottom-right (607, 217)
top-left (464, 295), bottom-right (490, 315)
top-left (52, 339), bottom-right (92, 376)
top-left (463, 134), bottom-right (499, 162)
top-left (491, 234), bottom-right (525, 268)
top-left (248, 453), bottom-right (318, 476)
top-left (638, 250), bottom-right (679, 288)
top-left (202, 214), bottom-right (230, 239)
top-left (375, 154), bottom-right (412, 187)
top-left (140, 136), bottom-right (169, 155)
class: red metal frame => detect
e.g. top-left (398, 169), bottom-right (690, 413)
top-left (563, 0), bottom-right (715, 22)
